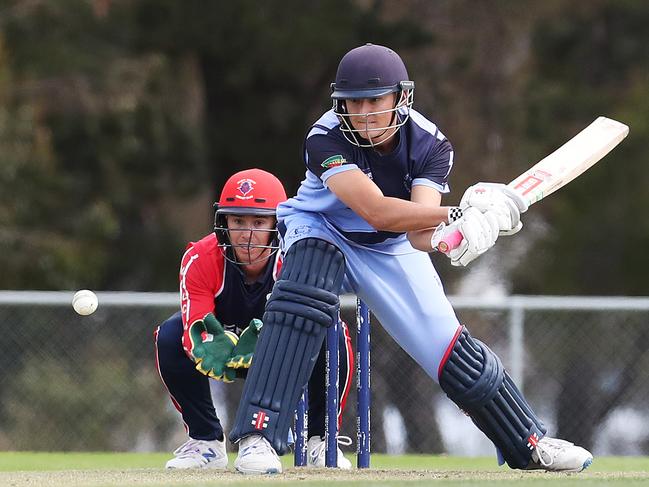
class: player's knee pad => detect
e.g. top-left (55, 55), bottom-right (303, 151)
top-left (229, 238), bottom-right (345, 454)
top-left (439, 327), bottom-right (546, 469)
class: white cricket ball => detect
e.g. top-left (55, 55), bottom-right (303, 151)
top-left (72, 289), bottom-right (98, 316)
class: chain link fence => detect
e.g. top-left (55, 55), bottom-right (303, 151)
top-left (1, 292), bottom-right (648, 456)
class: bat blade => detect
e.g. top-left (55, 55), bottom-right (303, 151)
top-left (507, 117), bottom-right (629, 206)
top-left (438, 116), bottom-right (629, 254)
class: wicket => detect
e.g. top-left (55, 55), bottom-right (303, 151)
top-left (294, 297), bottom-right (371, 468)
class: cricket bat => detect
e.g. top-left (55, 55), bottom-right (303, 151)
top-left (438, 116), bottom-right (630, 254)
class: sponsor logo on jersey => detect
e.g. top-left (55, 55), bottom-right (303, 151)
top-left (292, 225), bottom-right (312, 237)
top-left (403, 172), bottom-right (412, 191)
top-left (321, 155), bottom-right (347, 169)
top-left (236, 178), bottom-right (256, 199)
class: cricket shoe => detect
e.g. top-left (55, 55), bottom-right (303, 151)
top-left (165, 437), bottom-right (228, 469)
top-left (526, 436), bottom-right (593, 472)
top-left (234, 434), bottom-right (282, 474)
top-left (307, 435), bottom-right (352, 469)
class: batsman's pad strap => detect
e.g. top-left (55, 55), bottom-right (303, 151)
top-left (229, 238), bottom-right (345, 454)
top-left (439, 327), bottom-right (546, 469)
top-left (266, 280), bottom-right (339, 327)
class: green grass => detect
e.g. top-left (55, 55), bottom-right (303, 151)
top-left (0, 452), bottom-right (648, 486)
top-left (1, 452), bottom-right (649, 472)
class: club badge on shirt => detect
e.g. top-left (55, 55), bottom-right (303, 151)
top-left (321, 155), bottom-right (346, 169)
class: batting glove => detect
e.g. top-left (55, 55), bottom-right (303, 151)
top-left (226, 318), bottom-right (263, 369)
top-left (460, 182), bottom-right (528, 236)
top-left (188, 313), bottom-right (238, 382)
top-left (432, 207), bottom-right (500, 266)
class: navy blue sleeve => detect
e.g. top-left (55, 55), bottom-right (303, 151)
top-left (411, 137), bottom-right (454, 193)
top-left (304, 133), bottom-right (357, 181)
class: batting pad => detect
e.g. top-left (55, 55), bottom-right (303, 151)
top-left (439, 327), bottom-right (547, 469)
top-left (229, 238), bottom-right (345, 454)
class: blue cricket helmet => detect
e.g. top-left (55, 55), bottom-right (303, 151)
top-left (331, 43), bottom-right (414, 99)
top-left (330, 44), bottom-right (415, 148)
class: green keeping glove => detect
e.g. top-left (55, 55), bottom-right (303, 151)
top-left (226, 318), bottom-right (263, 369)
top-left (188, 313), bottom-right (238, 382)
top-left (220, 366), bottom-right (247, 383)
top-left (222, 366), bottom-right (237, 383)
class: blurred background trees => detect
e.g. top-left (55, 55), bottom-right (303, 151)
top-left (1, 0), bottom-right (646, 294)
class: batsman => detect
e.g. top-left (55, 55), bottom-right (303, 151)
top-left (229, 44), bottom-right (593, 474)
top-left (155, 169), bottom-right (353, 470)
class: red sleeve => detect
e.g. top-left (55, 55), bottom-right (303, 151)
top-left (275, 252), bottom-right (283, 277)
top-left (179, 233), bottom-right (225, 357)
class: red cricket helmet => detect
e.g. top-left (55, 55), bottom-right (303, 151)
top-left (217, 168), bottom-right (287, 216)
top-left (214, 168), bottom-right (287, 265)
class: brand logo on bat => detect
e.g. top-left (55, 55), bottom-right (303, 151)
top-left (321, 155), bottom-right (347, 168)
top-left (513, 170), bottom-right (552, 195)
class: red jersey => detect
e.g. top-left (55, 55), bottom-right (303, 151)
top-left (179, 233), bottom-right (282, 358)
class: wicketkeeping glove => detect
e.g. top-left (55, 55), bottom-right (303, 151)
top-left (188, 313), bottom-right (238, 382)
top-left (226, 318), bottom-right (263, 369)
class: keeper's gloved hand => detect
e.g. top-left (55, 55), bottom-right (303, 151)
top-left (188, 313), bottom-right (238, 382)
top-left (460, 182), bottom-right (528, 236)
top-left (432, 207), bottom-right (500, 267)
top-left (226, 318), bottom-right (263, 369)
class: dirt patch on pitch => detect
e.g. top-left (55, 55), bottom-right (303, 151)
top-left (2, 468), bottom-right (648, 486)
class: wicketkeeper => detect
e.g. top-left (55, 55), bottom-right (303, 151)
top-left (154, 168), bottom-right (353, 469)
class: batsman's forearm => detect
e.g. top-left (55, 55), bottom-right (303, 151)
top-left (365, 196), bottom-right (449, 232)
top-left (406, 228), bottom-right (436, 252)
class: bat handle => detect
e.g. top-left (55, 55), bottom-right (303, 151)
top-left (437, 230), bottom-right (463, 254)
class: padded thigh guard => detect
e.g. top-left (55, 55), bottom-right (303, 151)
top-left (439, 327), bottom-right (546, 469)
top-left (229, 238), bottom-right (345, 454)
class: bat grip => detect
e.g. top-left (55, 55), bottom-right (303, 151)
top-left (437, 230), bottom-right (463, 254)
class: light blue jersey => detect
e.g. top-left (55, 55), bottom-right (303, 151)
top-left (278, 108), bottom-right (453, 251)
top-left (277, 109), bottom-right (462, 382)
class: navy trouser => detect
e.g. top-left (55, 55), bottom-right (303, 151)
top-left (154, 312), bottom-right (352, 442)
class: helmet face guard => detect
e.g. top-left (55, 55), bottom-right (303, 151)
top-left (213, 208), bottom-right (280, 266)
top-left (214, 169), bottom-right (287, 266)
top-left (330, 44), bottom-right (415, 148)
top-left (332, 83), bottom-right (414, 148)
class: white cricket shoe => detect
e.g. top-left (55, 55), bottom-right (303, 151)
top-left (307, 435), bottom-right (352, 469)
top-left (527, 436), bottom-right (593, 472)
top-left (165, 437), bottom-right (228, 469)
top-left (234, 434), bottom-right (282, 474)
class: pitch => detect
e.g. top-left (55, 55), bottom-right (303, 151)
top-left (0, 453), bottom-right (648, 486)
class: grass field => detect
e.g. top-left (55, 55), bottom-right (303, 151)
top-left (1, 452), bottom-right (648, 486)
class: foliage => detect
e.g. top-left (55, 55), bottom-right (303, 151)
top-left (1, 1), bottom-right (646, 293)
top-left (513, 1), bottom-right (649, 295)
top-left (0, 0), bottom-right (428, 290)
